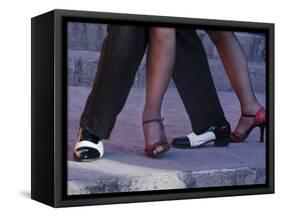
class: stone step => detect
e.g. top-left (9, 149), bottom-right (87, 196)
top-left (67, 87), bottom-right (266, 195)
top-left (68, 160), bottom-right (265, 195)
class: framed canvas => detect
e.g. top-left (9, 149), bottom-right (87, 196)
top-left (31, 9), bottom-right (274, 207)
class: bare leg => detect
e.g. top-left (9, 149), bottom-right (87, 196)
top-left (207, 31), bottom-right (262, 133)
top-left (143, 27), bottom-right (176, 146)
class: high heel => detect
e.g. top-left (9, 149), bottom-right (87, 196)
top-left (143, 118), bottom-right (171, 158)
top-left (259, 125), bottom-right (265, 142)
top-left (231, 107), bottom-right (266, 143)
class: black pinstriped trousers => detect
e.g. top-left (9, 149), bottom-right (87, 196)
top-left (80, 25), bottom-right (227, 139)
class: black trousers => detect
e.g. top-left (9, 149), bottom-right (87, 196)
top-left (80, 25), bottom-right (227, 139)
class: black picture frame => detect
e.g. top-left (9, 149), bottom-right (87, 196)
top-left (31, 9), bottom-right (274, 207)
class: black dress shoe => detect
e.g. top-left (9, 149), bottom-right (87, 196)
top-left (171, 122), bottom-right (230, 149)
top-left (73, 128), bottom-right (104, 162)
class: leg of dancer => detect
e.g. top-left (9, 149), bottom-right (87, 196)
top-left (207, 31), bottom-right (265, 142)
top-left (142, 27), bottom-right (176, 158)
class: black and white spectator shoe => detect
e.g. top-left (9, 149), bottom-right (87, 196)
top-left (73, 128), bottom-right (104, 162)
top-left (171, 122), bottom-right (230, 149)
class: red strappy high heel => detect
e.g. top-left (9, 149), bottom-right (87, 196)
top-left (143, 118), bottom-right (171, 158)
top-left (231, 107), bottom-right (266, 143)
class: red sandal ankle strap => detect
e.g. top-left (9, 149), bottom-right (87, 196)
top-left (241, 107), bottom-right (265, 118)
top-left (143, 118), bottom-right (164, 125)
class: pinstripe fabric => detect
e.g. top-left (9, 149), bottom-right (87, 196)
top-left (80, 25), bottom-right (227, 139)
top-left (172, 29), bottom-right (226, 134)
top-left (80, 25), bottom-right (148, 138)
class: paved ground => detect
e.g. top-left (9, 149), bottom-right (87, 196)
top-left (67, 86), bottom-right (266, 195)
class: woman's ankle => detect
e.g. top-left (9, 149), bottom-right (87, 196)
top-left (241, 101), bottom-right (262, 115)
top-left (142, 109), bottom-right (161, 121)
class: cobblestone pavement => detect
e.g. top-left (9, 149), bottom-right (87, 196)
top-left (67, 86), bottom-right (266, 195)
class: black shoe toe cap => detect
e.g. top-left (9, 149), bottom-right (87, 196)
top-left (171, 136), bottom-right (191, 149)
top-left (73, 147), bottom-right (100, 161)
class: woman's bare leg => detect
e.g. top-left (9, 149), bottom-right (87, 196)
top-left (207, 31), bottom-right (262, 133)
top-left (143, 27), bottom-right (176, 146)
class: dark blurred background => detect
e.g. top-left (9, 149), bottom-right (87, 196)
top-left (67, 22), bottom-right (266, 93)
